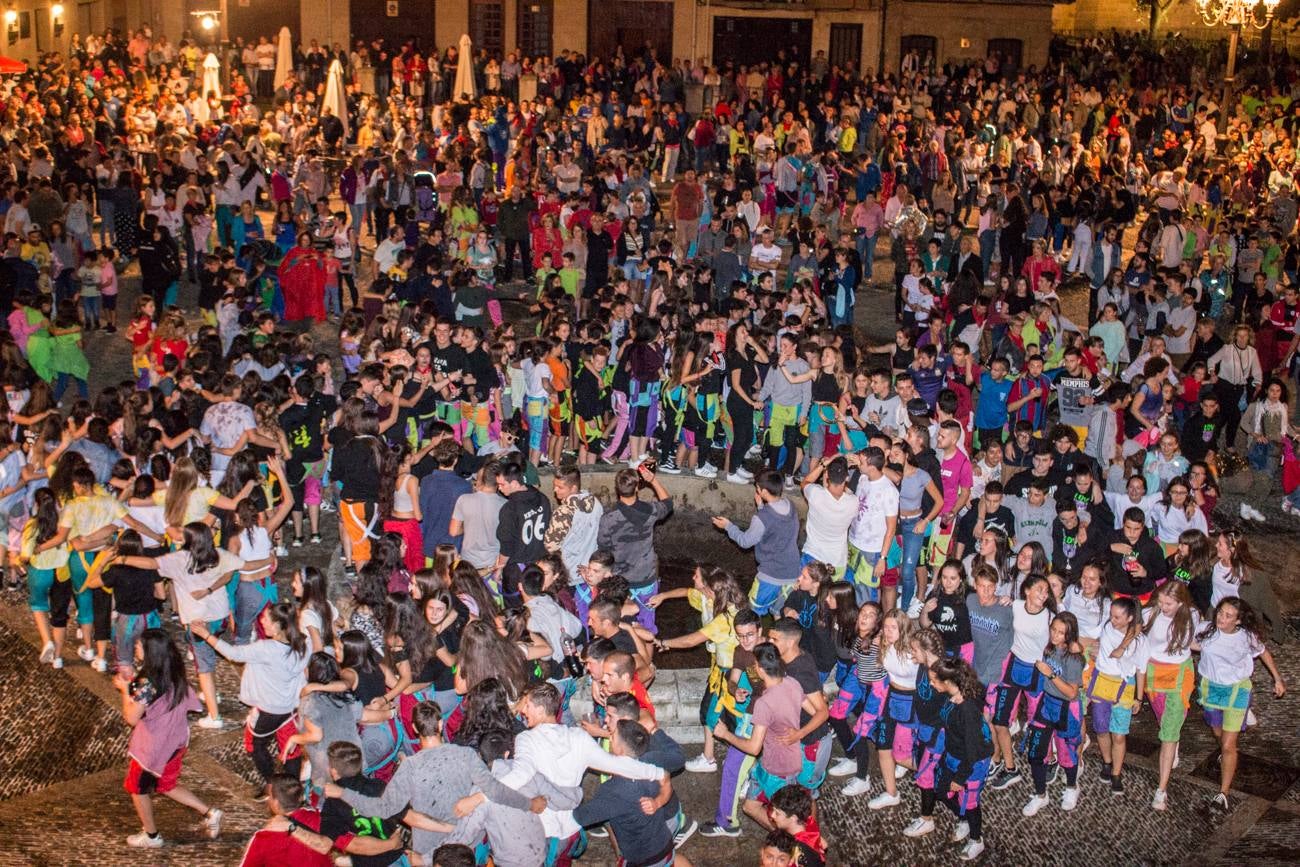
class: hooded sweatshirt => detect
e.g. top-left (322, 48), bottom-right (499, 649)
top-left (543, 489), bottom-right (605, 585)
top-left (598, 496), bottom-right (673, 589)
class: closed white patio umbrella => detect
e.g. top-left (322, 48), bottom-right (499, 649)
top-left (454, 33), bottom-right (476, 100)
top-left (200, 52), bottom-right (222, 101)
top-left (274, 26), bottom-right (293, 90)
top-left (323, 58), bottom-right (349, 139)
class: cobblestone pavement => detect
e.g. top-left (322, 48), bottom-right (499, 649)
top-left (3, 254), bottom-right (1300, 865)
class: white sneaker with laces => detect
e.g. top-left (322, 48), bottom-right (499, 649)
top-left (77, 646), bottom-right (95, 662)
top-left (126, 832), bottom-right (163, 849)
top-left (902, 817), bottom-right (935, 838)
top-left (684, 755), bottom-right (717, 773)
top-left (51, 657), bottom-right (64, 669)
top-left (91, 657), bottom-right (108, 673)
top-left (866, 791), bottom-right (900, 810)
top-left (1151, 789), bottom-right (1167, 811)
top-left (951, 820), bottom-right (970, 843)
top-left (39, 641), bottom-right (55, 664)
top-left (197, 716), bottom-right (225, 730)
top-left (960, 840), bottom-right (985, 861)
top-left (1021, 794), bottom-right (1049, 817)
top-left (204, 808), bottom-right (223, 839)
top-left (1061, 787), bottom-right (1080, 811)
top-left (906, 597), bottom-right (923, 619)
top-left (828, 757), bottom-right (857, 778)
top-left (694, 465), bottom-right (718, 479)
top-left (736, 467), bottom-right (754, 481)
top-left (726, 472), bottom-right (750, 484)
top-left (842, 777), bottom-right (872, 797)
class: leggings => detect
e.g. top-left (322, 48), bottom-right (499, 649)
top-left (727, 395), bottom-right (755, 466)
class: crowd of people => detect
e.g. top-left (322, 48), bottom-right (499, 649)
top-left (0, 18), bottom-right (1295, 867)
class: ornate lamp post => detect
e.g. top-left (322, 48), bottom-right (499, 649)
top-left (1195, 0), bottom-right (1281, 130)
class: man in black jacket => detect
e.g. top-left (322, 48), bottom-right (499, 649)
top-left (497, 186), bottom-right (536, 283)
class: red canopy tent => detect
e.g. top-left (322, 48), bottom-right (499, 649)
top-left (0, 56), bottom-right (26, 75)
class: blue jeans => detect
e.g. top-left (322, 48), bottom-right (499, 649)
top-left (81, 295), bottom-right (101, 324)
top-left (856, 233), bottom-right (877, 283)
top-left (898, 514), bottom-right (928, 609)
top-left (54, 373), bottom-right (89, 401)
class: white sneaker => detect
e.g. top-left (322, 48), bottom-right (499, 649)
top-left (950, 820), bottom-right (970, 842)
top-left (197, 716), bottom-right (225, 730)
top-left (906, 597), bottom-right (923, 619)
top-left (126, 832), bottom-right (163, 849)
top-left (39, 641), bottom-right (55, 664)
top-left (51, 657), bottom-right (64, 669)
top-left (274, 545), bottom-right (289, 557)
top-left (91, 657), bottom-right (108, 673)
top-left (694, 464), bottom-right (718, 479)
top-left (203, 808), bottom-right (223, 839)
top-left (960, 840), bottom-right (985, 861)
top-left (902, 817), bottom-right (935, 838)
top-left (77, 646), bottom-right (95, 662)
top-left (895, 763), bottom-right (908, 780)
top-left (842, 777), bottom-right (872, 797)
top-left (1061, 786), bottom-right (1080, 811)
top-left (745, 443), bottom-right (762, 459)
top-left (726, 472), bottom-right (750, 484)
top-left (783, 478), bottom-right (796, 490)
top-left (867, 791), bottom-right (900, 810)
top-left (828, 757), bottom-right (858, 778)
top-left (736, 467), bottom-right (754, 481)
top-left (684, 755), bottom-right (717, 773)
top-left (1021, 794), bottom-right (1049, 817)
top-left (1151, 788), bottom-right (1167, 811)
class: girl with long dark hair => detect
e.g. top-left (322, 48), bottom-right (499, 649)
top-left (21, 487), bottom-right (70, 667)
top-left (1194, 597), bottom-right (1286, 810)
top-left (1020, 611), bottom-right (1085, 818)
top-left (930, 657), bottom-right (996, 861)
top-left (188, 602), bottom-right (309, 799)
top-left (293, 565), bottom-right (339, 656)
top-left (116, 628), bottom-right (222, 848)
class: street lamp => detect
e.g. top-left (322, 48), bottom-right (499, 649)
top-left (1195, 0), bottom-right (1281, 131)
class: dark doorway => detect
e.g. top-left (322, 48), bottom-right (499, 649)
top-left (588, 0), bottom-right (673, 66)
top-left (518, 0), bottom-right (553, 59)
top-left (898, 34), bottom-right (937, 73)
top-left (350, 0), bottom-right (435, 52)
top-left (225, 6), bottom-right (301, 49)
top-left (471, 0), bottom-right (505, 57)
top-left (712, 16), bottom-right (812, 70)
top-left (828, 22), bottom-right (862, 72)
top-left (987, 37), bottom-right (1024, 73)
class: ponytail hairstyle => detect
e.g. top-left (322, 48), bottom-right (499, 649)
top-left (30, 487), bottom-right (59, 544)
top-left (930, 657), bottom-right (985, 704)
top-left (264, 601), bottom-right (308, 657)
top-left (235, 497), bottom-right (261, 546)
top-left (910, 626), bottom-right (946, 664)
top-left (296, 566), bottom-right (335, 649)
top-left (1109, 596), bottom-right (1141, 645)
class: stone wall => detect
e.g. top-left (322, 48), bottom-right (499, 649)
top-left (570, 667), bottom-right (712, 744)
